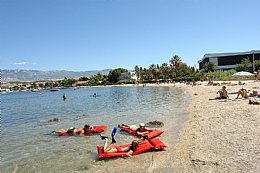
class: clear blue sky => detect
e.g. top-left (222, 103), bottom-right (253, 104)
top-left (1, 0), bottom-right (259, 71)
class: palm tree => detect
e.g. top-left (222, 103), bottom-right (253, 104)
top-left (149, 64), bottom-right (157, 79)
top-left (161, 63), bottom-right (169, 79)
top-left (169, 55), bottom-right (182, 77)
top-left (204, 62), bottom-right (216, 72)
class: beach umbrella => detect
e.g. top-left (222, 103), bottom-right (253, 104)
top-left (232, 71), bottom-right (254, 76)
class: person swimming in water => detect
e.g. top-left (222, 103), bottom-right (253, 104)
top-left (63, 93), bottom-right (67, 101)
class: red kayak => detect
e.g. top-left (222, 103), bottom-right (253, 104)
top-left (97, 138), bottom-right (167, 158)
top-left (54, 126), bottom-right (107, 136)
top-left (120, 126), bottom-right (163, 139)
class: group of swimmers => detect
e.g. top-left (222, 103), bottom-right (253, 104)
top-left (62, 92), bottom-right (97, 101)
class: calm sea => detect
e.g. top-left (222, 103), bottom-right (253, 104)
top-left (1, 86), bottom-right (190, 173)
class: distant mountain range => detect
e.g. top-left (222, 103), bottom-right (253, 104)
top-left (1, 69), bottom-right (111, 82)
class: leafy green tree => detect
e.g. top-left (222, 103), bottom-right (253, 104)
top-left (45, 81), bottom-right (54, 88)
top-left (60, 78), bottom-right (77, 87)
top-left (108, 68), bottom-right (128, 83)
top-left (87, 72), bottom-right (108, 85)
top-left (178, 63), bottom-right (195, 76)
top-left (38, 83), bottom-right (44, 88)
top-left (236, 58), bottom-right (251, 72)
top-left (79, 76), bottom-right (89, 81)
top-left (31, 82), bottom-right (38, 89)
top-left (67, 78), bottom-right (77, 86)
top-left (254, 60), bottom-right (260, 71)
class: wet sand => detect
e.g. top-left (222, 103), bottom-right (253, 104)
top-left (171, 81), bottom-right (260, 173)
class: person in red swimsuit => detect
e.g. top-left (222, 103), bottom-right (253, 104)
top-left (103, 138), bottom-right (139, 157)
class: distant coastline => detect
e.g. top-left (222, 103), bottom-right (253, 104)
top-left (1, 69), bottom-right (111, 82)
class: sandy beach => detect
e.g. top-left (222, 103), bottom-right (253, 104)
top-left (2, 81), bottom-right (259, 173)
top-left (87, 82), bottom-right (260, 173)
top-left (170, 81), bottom-right (260, 173)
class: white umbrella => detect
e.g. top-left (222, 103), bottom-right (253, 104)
top-left (232, 71), bottom-right (254, 76)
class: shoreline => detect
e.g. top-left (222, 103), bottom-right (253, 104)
top-left (3, 81), bottom-right (259, 172)
top-left (171, 81), bottom-right (260, 172)
top-left (87, 81), bottom-right (260, 172)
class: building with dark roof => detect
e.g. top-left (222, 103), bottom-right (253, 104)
top-left (198, 50), bottom-right (260, 71)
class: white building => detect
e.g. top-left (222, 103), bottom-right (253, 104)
top-left (118, 71), bottom-right (138, 81)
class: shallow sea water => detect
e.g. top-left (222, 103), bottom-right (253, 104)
top-left (1, 86), bottom-right (190, 173)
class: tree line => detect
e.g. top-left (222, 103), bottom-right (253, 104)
top-left (10, 55), bottom-right (259, 90)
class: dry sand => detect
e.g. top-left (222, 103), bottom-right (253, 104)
top-left (171, 81), bottom-right (260, 173)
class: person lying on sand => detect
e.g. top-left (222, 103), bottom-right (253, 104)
top-left (238, 81), bottom-right (246, 85)
top-left (249, 99), bottom-right (260, 105)
top-left (249, 90), bottom-right (260, 97)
